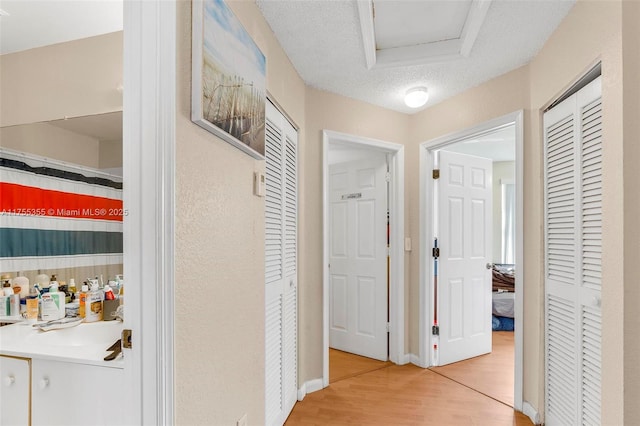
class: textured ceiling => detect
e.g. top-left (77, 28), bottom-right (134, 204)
top-left (256, 0), bottom-right (576, 114)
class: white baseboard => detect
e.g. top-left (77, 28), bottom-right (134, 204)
top-left (522, 401), bottom-right (541, 425)
top-left (297, 378), bottom-right (324, 401)
top-left (410, 353), bottom-right (428, 368)
top-left (397, 353), bottom-right (411, 365)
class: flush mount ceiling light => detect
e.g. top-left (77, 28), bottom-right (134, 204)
top-left (404, 87), bottom-right (429, 108)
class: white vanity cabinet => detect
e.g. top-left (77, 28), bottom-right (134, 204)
top-left (0, 355), bottom-right (124, 426)
top-left (31, 359), bottom-right (124, 426)
top-left (0, 355), bottom-right (31, 426)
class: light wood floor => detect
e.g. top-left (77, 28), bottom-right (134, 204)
top-left (329, 349), bottom-right (392, 383)
top-left (286, 335), bottom-right (529, 425)
top-left (431, 331), bottom-right (515, 407)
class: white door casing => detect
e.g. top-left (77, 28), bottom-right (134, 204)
top-left (328, 156), bottom-right (388, 361)
top-left (265, 100), bottom-right (298, 426)
top-left (436, 150), bottom-right (493, 366)
top-left (544, 77), bottom-right (602, 426)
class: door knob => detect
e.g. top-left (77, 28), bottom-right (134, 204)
top-left (486, 263), bottom-right (494, 270)
top-left (4, 375), bottom-right (15, 386)
top-left (39, 378), bottom-right (49, 390)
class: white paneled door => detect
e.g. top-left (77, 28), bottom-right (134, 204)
top-left (329, 156), bottom-right (388, 361)
top-left (544, 76), bottom-right (602, 426)
top-left (265, 101), bottom-right (297, 426)
top-left (436, 151), bottom-right (493, 366)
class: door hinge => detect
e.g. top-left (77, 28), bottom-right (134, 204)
top-left (432, 325), bottom-right (439, 336)
top-left (432, 247), bottom-right (440, 258)
top-left (386, 322), bottom-right (391, 333)
top-left (122, 329), bottom-right (132, 349)
top-left (432, 169), bottom-right (440, 179)
top-left (385, 172), bottom-right (391, 182)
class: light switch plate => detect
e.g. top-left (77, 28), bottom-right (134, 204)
top-left (253, 172), bottom-right (265, 197)
top-left (404, 237), bottom-right (412, 252)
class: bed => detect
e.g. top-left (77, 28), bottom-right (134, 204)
top-left (492, 264), bottom-right (515, 331)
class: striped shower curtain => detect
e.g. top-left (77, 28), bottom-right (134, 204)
top-left (0, 153), bottom-right (123, 272)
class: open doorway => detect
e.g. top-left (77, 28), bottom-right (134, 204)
top-left (419, 111), bottom-right (524, 411)
top-left (321, 130), bottom-right (405, 389)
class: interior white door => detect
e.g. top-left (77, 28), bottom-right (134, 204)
top-left (328, 155), bottom-right (388, 361)
top-left (436, 150), bottom-right (493, 366)
top-left (265, 101), bottom-right (297, 426)
top-left (544, 76), bottom-right (602, 426)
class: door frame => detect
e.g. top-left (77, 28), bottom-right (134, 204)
top-left (322, 130), bottom-right (406, 387)
top-left (418, 111), bottom-right (524, 411)
top-left (122, 1), bottom-right (175, 424)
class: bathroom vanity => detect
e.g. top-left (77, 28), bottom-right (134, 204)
top-left (0, 321), bottom-right (124, 426)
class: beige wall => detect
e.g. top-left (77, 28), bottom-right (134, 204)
top-left (98, 139), bottom-right (123, 169)
top-left (0, 32), bottom-right (123, 128)
top-left (622, 0), bottom-right (640, 422)
top-left (173, 1), bottom-right (305, 424)
top-left (0, 122), bottom-right (100, 168)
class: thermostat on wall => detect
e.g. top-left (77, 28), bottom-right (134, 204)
top-left (254, 172), bottom-right (265, 197)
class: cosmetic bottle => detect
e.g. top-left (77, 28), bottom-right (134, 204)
top-left (78, 284), bottom-right (89, 319)
top-left (84, 282), bottom-right (103, 322)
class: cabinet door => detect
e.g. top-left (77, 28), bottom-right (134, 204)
top-left (0, 356), bottom-right (30, 426)
top-left (32, 359), bottom-right (124, 426)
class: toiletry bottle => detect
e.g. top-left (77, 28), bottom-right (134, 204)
top-left (78, 284), bottom-right (89, 319)
top-left (2, 280), bottom-right (12, 296)
top-left (13, 273), bottom-right (30, 299)
top-left (26, 286), bottom-right (39, 324)
top-left (84, 282), bottom-right (103, 322)
top-left (41, 282), bottom-right (65, 320)
top-left (104, 284), bottom-right (116, 301)
top-left (68, 278), bottom-right (77, 301)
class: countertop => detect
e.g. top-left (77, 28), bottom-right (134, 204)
top-left (0, 320), bottom-right (124, 368)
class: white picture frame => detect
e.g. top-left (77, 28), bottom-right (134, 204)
top-left (191, 0), bottom-right (266, 159)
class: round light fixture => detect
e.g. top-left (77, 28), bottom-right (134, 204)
top-left (404, 87), bottom-right (429, 108)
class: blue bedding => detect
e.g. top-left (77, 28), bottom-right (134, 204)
top-left (492, 315), bottom-right (514, 331)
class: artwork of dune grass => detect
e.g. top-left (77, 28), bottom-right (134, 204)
top-left (194, 0), bottom-right (266, 157)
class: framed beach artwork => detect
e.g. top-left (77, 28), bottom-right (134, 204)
top-left (192, 0), bottom-right (266, 159)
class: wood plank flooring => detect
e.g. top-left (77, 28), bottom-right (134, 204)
top-left (286, 335), bottom-right (529, 425)
top-left (329, 349), bottom-right (392, 383)
top-left (430, 331), bottom-right (515, 407)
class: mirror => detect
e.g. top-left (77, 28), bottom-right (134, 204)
top-left (0, 16), bottom-right (124, 305)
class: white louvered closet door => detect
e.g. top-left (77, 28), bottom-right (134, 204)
top-left (544, 76), bottom-right (602, 426)
top-left (265, 100), bottom-right (298, 426)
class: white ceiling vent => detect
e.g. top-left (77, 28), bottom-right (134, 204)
top-left (357, 0), bottom-right (492, 69)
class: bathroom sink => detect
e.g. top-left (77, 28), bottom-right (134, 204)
top-left (26, 320), bottom-right (122, 347)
